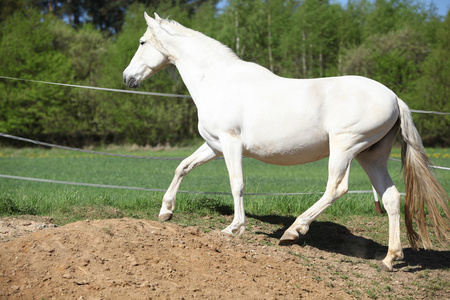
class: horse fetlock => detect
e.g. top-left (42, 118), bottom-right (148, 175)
top-left (295, 223), bottom-right (309, 235)
top-left (162, 196), bottom-right (175, 211)
top-left (380, 248), bottom-right (403, 272)
top-left (388, 249), bottom-right (404, 261)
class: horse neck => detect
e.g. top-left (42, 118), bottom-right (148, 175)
top-left (166, 33), bottom-right (239, 101)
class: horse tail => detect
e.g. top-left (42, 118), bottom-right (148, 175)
top-left (397, 98), bottom-right (450, 250)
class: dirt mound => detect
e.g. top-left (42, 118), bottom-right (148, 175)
top-left (0, 216), bottom-right (56, 243)
top-left (1, 216), bottom-right (449, 299)
top-left (0, 218), bottom-right (349, 299)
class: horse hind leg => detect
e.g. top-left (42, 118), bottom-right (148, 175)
top-left (356, 131), bottom-right (403, 272)
top-left (280, 147), bottom-right (353, 244)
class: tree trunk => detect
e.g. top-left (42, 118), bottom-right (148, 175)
top-left (235, 11), bottom-right (240, 56)
top-left (267, 0), bottom-right (274, 72)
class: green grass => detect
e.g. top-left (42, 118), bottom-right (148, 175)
top-left (0, 146), bottom-right (449, 225)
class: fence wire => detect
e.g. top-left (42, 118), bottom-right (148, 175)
top-left (0, 76), bottom-right (191, 98)
top-left (0, 75), bottom-right (449, 196)
top-left (1, 133), bottom-right (448, 170)
top-left (1, 133), bottom-right (448, 196)
top-left (0, 174), bottom-right (380, 196)
top-left (1, 75), bottom-right (450, 115)
top-left (0, 133), bottom-right (184, 161)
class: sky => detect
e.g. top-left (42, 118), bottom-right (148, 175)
top-left (413, 0), bottom-right (449, 17)
top-left (217, 0), bottom-right (449, 18)
top-left (333, 0), bottom-right (449, 17)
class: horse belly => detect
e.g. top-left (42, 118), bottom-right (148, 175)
top-left (243, 131), bottom-right (330, 166)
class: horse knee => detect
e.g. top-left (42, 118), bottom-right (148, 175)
top-left (174, 165), bottom-right (188, 178)
top-left (327, 182), bottom-right (348, 201)
top-left (336, 184), bottom-right (348, 198)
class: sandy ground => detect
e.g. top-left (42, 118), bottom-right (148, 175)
top-left (0, 216), bottom-right (449, 299)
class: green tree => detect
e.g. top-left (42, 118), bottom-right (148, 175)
top-left (0, 10), bottom-right (74, 140)
top-left (0, 0), bottom-right (27, 23)
top-left (342, 27), bottom-right (428, 93)
top-left (409, 13), bottom-right (450, 146)
top-left (277, 0), bottom-right (340, 78)
top-left (364, 0), bottom-right (427, 37)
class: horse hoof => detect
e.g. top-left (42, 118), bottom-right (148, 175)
top-left (220, 228), bottom-right (233, 235)
top-left (159, 213), bottom-right (173, 222)
top-left (279, 230), bottom-right (299, 245)
top-left (380, 261), bottom-right (393, 272)
top-left (221, 225), bottom-right (245, 236)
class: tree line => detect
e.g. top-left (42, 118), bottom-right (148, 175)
top-left (0, 0), bottom-right (449, 147)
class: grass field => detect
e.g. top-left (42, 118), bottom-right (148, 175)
top-left (0, 145), bottom-right (449, 226)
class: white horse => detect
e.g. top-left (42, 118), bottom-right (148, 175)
top-left (123, 13), bottom-right (450, 271)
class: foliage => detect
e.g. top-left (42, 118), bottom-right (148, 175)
top-left (0, 0), bottom-right (449, 147)
top-left (0, 10), bottom-right (74, 139)
top-left (342, 27), bottom-right (428, 93)
top-left (408, 14), bottom-right (450, 146)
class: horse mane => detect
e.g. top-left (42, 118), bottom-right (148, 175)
top-left (161, 18), bottom-right (240, 61)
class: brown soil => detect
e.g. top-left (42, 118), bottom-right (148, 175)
top-left (0, 216), bottom-right (449, 299)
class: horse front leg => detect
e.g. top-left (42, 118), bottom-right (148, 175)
top-left (220, 135), bottom-right (246, 235)
top-left (159, 143), bottom-right (220, 221)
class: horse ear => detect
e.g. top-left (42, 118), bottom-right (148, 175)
top-left (154, 12), bottom-right (162, 22)
top-left (144, 12), bottom-right (159, 28)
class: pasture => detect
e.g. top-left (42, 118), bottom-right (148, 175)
top-left (0, 146), bottom-right (449, 299)
top-left (0, 146), bottom-right (449, 224)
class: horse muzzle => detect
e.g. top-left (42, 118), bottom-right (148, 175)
top-left (123, 74), bottom-right (140, 88)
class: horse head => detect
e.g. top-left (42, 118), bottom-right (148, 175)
top-left (123, 12), bottom-right (170, 88)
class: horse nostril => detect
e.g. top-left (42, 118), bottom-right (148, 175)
top-left (123, 73), bottom-right (139, 88)
top-left (132, 80), bottom-right (140, 88)
top-left (127, 77), bottom-right (139, 88)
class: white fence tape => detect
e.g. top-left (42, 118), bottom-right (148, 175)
top-left (0, 133), bottom-right (184, 161)
top-left (1, 75), bottom-right (450, 115)
top-left (0, 76), bottom-right (191, 98)
top-left (0, 174), bottom-right (386, 196)
top-left (409, 109), bottom-right (450, 115)
top-left (2, 132), bottom-right (448, 170)
top-left (1, 133), bottom-right (447, 196)
top-left (388, 157), bottom-right (450, 171)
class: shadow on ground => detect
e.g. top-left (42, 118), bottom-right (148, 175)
top-left (247, 213), bottom-right (450, 272)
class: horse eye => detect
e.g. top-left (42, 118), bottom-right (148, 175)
top-left (140, 41), bottom-right (145, 46)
